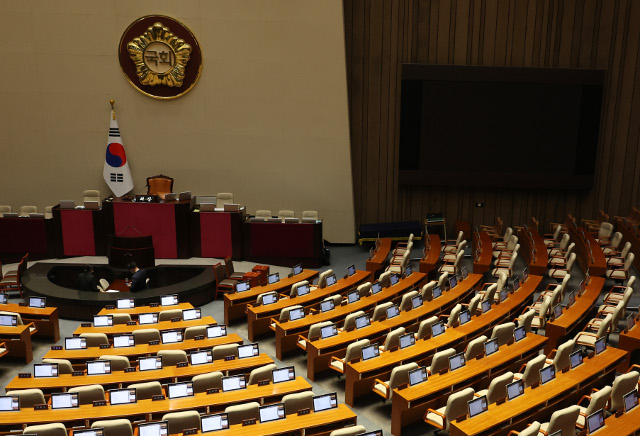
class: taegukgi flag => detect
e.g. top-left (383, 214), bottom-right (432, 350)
top-left (103, 109), bottom-right (134, 197)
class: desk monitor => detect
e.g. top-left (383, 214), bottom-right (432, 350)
top-left (161, 330), bottom-right (183, 344)
top-left (268, 273), bottom-right (280, 285)
top-left (347, 291), bottom-right (360, 304)
top-left (412, 295), bottom-right (423, 309)
top-left (481, 300), bottom-right (492, 314)
top-left (238, 343), bottom-right (259, 359)
top-left (507, 380), bottom-right (524, 401)
top-left (183, 308), bottom-right (201, 321)
top-left (138, 313), bottom-right (158, 325)
top-left (552, 304), bottom-right (562, 320)
top-left (320, 299), bottom-right (335, 313)
top-left (74, 429), bottom-right (104, 436)
top-left (261, 292), bottom-right (278, 306)
top-left (567, 291), bottom-right (575, 307)
top-left (361, 343), bottom-right (380, 361)
top-left (201, 413), bottom-right (229, 433)
top-left (347, 264), bottom-right (356, 277)
top-left (355, 314), bottom-right (370, 330)
top-left (390, 274), bottom-right (400, 286)
top-left (586, 409), bottom-right (605, 434)
top-left (138, 421), bottom-right (168, 436)
top-left (51, 392), bottom-right (79, 409)
top-left (65, 337), bottom-right (87, 350)
top-left (408, 366), bottom-right (428, 386)
top-left (432, 321), bottom-right (446, 337)
top-left (200, 203), bottom-right (215, 212)
top-left (0, 294), bottom-right (6, 305)
top-left (259, 403), bottom-right (285, 423)
top-left (59, 200), bottom-right (75, 209)
top-left (523, 267), bottom-right (529, 282)
top-left (0, 396), bottom-right (19, 411)
top-left (499, 289), bottom-right (508, 302)
top-left (207, 324), bottom-right (227, 338)
top-left (514, 326), bottom-right (526, 342)
top-left (34, 363), bottom-right (58, 378)
top-left (139, 356), bottom-right (162, 371)
top-left (235, 281), bottom-right (251, 293)
top-left (93, 315), bottom-right (112, 327)
top-left (0, 314), bottom-right (17, 326)
top-left (449, 352), bottom-right (466, 371)
top-left (167, 382), bottom-right (194, 399)
top-left (221, 375), bottom-right (246, 392)
top-left (449, 276), bottom-right (458, 289)
top-left (461, 267), bottom-right (468, 280)
top-left (28, 297), bottom-right (46, 308)
top-left (370, 247), bottom-right (375, 260)
top-left (113, 334), bottom-right (134, 348)
top-left (326, 274), bottom-right (338, 287)
top-left (627, 314), bottom-right (635, 331)
top-left (87, 360), bottom-right (111, 375)
top-left (190, 349), bottom-right (213, 366)
top-left (288, 307), bottom-right (305, 321)
top-left (460, 310), bottom-right (471, 325)
top-left (117, 298), bottom-right (135, 309)
top-left (297, 284), bottom-right (310, 297)
top-left (580, 279), bottom-right (587, 294)
top-left (320, 324), bottom-right (338, 339)
top-left (160, 294), bottom-right (178, 306)
top-left (313, 392), bottom-right (338, 413)
top-left (624, 389), bottom-right (638, 413)
top-left (84, 201), bottom-right (100, 210)
top-left (357, 432), bottom-right (383, 436)
top-left (405, 265), bottom-right (413, 277)
top-left (468, 395), bottom-right (488, 418)
top-left (272, 366), bottom-right (295, 384)
top-left (484, 338), bottom-right (499, 357)
top-left (399, 332), bottom-right (416, 349)
top-left (372, 282), bottom-right (383, 295)
top-left (386, 305), bottom-right (400, 320)
top-left (595, 337), bottom-right (607, 355)
top-left (570, 350), bottom-right (583, 369)
top-left (512, 278), bottom-right (520, 292)
top-left (292, 264), bottom-right (303, 276)
top-left (433, 286), bottom-right (442, 299)
top-left (540, 365), bottom-right (556, 385)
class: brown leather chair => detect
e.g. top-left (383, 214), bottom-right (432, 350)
top-left (146, 175), bottom-right (174, 199)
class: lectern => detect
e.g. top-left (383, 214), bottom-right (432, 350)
top-left (107, 235), bottom-right (154, 268)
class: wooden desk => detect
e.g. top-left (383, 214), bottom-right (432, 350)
top-left (98, 303), bottom-right (194, 317)
top-left (391, 334), bottom-right (547, 436)
top-left (273, 272), bottom-right (428, 361)
top-left (617, 219), bottom-right (640, 270)
top-left (0, 377), bottom-right (311, 429)
top-left (72, 316), bottom-right (216, 337)
top-left (0, 325), bottom-right (33, 363)
top-left (0, 303), bottom-right (60, 342)
top-left (191, 403), bottom-right (357, 436)
top-left (517, 228), bottom-right (547, 275)
top-left (247, 270), bottom-right (372, 341)
top-left (366, 237), bottom-right (392, 273)
top-left (6, 353), bottom-right (273, 392)
top-left (449, 347), bottom-right (627, 436)
top-left (590, 401), bottom-right (640, 435)
top-left (544, 276), bottom-right (605, 354)
top-left (567, 225), bottom-right (607, 276)
top-left (343, 275), bottom-right (541, 406)
top-left (419, 234), bottom-right (442, 275)
top-left (44, 333), bottom-right (243, 362)
top-left (618, 317), bottom-right (640, 370)
top-left (473, 231), bottom-right (493, 274)
top-left (306, 274), bottom-right (481, 381)
top-left (224, 270), bottom-right (319, 324)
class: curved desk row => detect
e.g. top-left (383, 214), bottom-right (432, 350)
top-left (517, 228), bottom-right (547, 275)
top-left (473, 231), bottom-right (493, 274)
top-left (419, 234), bottom-right (442, 276)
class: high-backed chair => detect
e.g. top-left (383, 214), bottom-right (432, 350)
top-left (425, 387), bottom-right (475, 431)
top-left (317, 269), bottom-right (334, 289)
top-left (372, 362), bottom-right (418, 401)
top-left (128, 381), bottom-right (163, 400)
top-left (278, 210), bottom-right (295, 219)
top-left (0, 311), bottom-right (36, 334)
top-left (438, 272), bottom-right (449, 291)
top-left (98, 355), bottom-right (130, 371)
top-left (548, 242), bottom-right (575, 267)
top-left (493, 227), bottom-right (514, 250)
top-left (536, 405), bottom-right (580, 436)
top-left (79, 333), bottom-right (109, 347)
top-left (548, 233), bottom-right (570, 257)
top-left (248, 363), bottom-right (277, 385)
top-left (493, 235), bottom-right (518, 258)
top-left (420, 282), bottom-right (436, 301)
top-left (282, 391), bottom-right (314, 415)
top-left (444, 240), bottom-right (467, 262)
top-left (464, 335), bottom-right (488, 361)
top-left (607, 242), bottom-right (632, 263)
top-left (595, 222), bottom-right (614, 243)
top-left (146, 175), bottom-right (174, 199)
top-left (440, 251), bottom-right (463, 275)
top-left (329, 426), bottom-right (367, 436)
top-left (603, 280), bottom-right (635, 305)
top-left (91, 419), bottom-right (133, 436)
top-left (254, 209), bottom-right (272, 220)
top-left (602, 232), bottom-right (623, 255)
top-left (609, 371), bottom-right (640, 412)
top-left (68, 384), bottom-right (105, 405)
top-left (447, 304), bottom-right (463, 328)
top-left (530, 297), bottom-right (552, 330)
top-left (42, 358), bottom-right (74, 374)
top-left (464, 294), bottom-right (482, 315)
top-left (330, 339), bottom-right (370, 374)
top-left (133, 328), bottom-right (160, 345)
top-left (212, 344), bottom-right (238, 360)
top-left (514, 353), bottom-right (546, 387)
top-left (372, 302), bottom-right (394, 322)
top-left (224, 257), bottom-right (246, 280)
top-left (83, 190), bottom-right (101, 206)
top-left (426, 348), bottom-right (456, 375)
top-left (279, 305), bottom-right (304, 322)
top-left (216, 193), bottom-right (234, 208)
top-left (400, 290), bottom-right (419, 312)
top-left (290, 280), bottom-right (310, 297)
top-left (543, 225), bottom-right (562, 248)
top-left (380, 327), bottom-right (405, 352)
top-left (475, 371), bottom-right (514, 404)
top-left (443, 231), bottom-right (464, 253)
top-left (184, 325), bottom-right (207, 340)
top-left (298, 321), bottom-right (333, 350)
top-left (44, 206), bottom-right (53, 219)
top-left (416, 316), bottom-right (439, 340)
top-left (0, 205), bottom-right (11, 217)
top-left (213, 263), bottom-right (235, 300)
top-left (162, 410), bottom-right (201, 434)
top-left (157, 350), bottom-right (188, 366)
top-left (490, 322), bottom-right (515, 347)
top-left (22, 423), bottom-right (67, 436)
top-left (225, 402), bottom-right (260, 425)
top-left (111, 313), bottom-right (131, 325)
top-left (302, 210), bottom-right (319, 220)
top-left (158, 309), bottom-right (182, 322)
top-left (576, 385), bottom-right (612, 429)
top-left (7, 388), bottom-right (45, 408)
top-left (548, 253), bottom-right (576, 279)
top-left (19, 205), bottom-right (37, 217)
top-left (379, 271), bottom-right (392, 288)
top-left (492, 252), bottom-right (517, 278)
top-left (574, 314), bottom-right (611, 349)
top-left (606, 252), bottom-right (635, 281)
top-left (357, 282), bottom-right (372, 298)
top-left (546, 339), bottom-right (575, 372)
top-left (509, 422), bottom-right (541, 436)
top-left (343, 311), bottom-right (365, 331)
top-left (192, 371), bottom-right (223, 393)
top-left (518, 309), bottom-right (536, 333)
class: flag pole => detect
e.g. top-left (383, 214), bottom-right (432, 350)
top-left (110, 99), bottom-right (115, 120)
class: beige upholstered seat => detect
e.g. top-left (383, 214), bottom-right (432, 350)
top-left (68, 384), bottom-right (105, 405)
top-left (575, 315), bottom-right (611, 348)
top-left (254, 209), bottom-right (272, 220)
top-left (426, 348), bottom-right (456, 375)
top-left (537, 405), bottom-right (580, 436)
top-left (493, 227), bottom-right (513, 250)
top-left (279, 305), bottom-right (304, 322)
top-left (415, 316), bottom-right (438, 340)
top-left (278, 210), bottom-right (295, 219)
top-left (548, 233), bottom-right (570, 256)
top-left (400, 290), bottom-right (419, 312)
top-left (493, 235), bottom-right (517, 258)
top-left (480, 284), bottom-right (498, 303)
top-left (490, 322), bottom-right (515, 347)
top-left (302, 210), bottom-right (319, 220)
top-left (518, 309), bottom-right (536, 333)
top-left (98, 278), bottom-right (110, 292)
top-left (606, 253), bottom-right (635, 280)
top-left (157, 350), bottom-right (188, 366)
top-left (474, 371), bottom-right (514, 404)
top-left (321, 294), bottom-right (343, 309)
top-left (19, 205), bottom-right (37, 217)
top-left (544, 225), bottom-right (562, 247)
top-left (79, 332), bottom-right (109, 347)
top-left (282, 391), bottom-right (314, 415)
top-left (380, 327), bottom-right (405, 352)
top-left (329, 426), bottom-right (368, 436)
top-left (548, 253), bottom-right (576, 279)
top-left (248, 363), bottom-right (277, 385)
top-left (603, 283), bottom-right (634, 310)
top-left (443, 231), bottom-right (464, 253)
top-left (91, 419), bottom-right (132, 436)
top-left (0, 205), bottom-right (12, 217)
top-left (317, 269), bottom-right (334, 288)
top-left (516, 422), bottom-right (541, 436)
top-left (538, 275), bottom-right (570, 302)
top-left (158, 309), bottom-right (182, 322)
top-left (607, 242), bottom-right (632, 264)
top-left (83, 189), bottom-right (101, 205)
top-left (330, 339), bottom-right (369, 374)
top-left (437, 272), bottom-right (449, 290)
top-left (372, 362), bottom-right (418, 400)
top-left (212, 344), bottom-right (239, 360)
top-left (420, 282), bottom-right (436, 301)
top-left (447, 304), bottom-right (462, 327)
top-left (593, 300), bottom-right (625, 331)
top-left (514, 354), bottom-right (546, 387)
top-left (343, 310), bottom-right (365, 331)
top-left (546, 339), bottom-right (575, 372)
top-left (610, 371), bottom-right (640, 412)
top-left (548, 242), bottom-right (574, 267)
top-left (184, 325), bottom-right (206, 340)
top-left (42, 358), bottom-right (74, 374)
top-left (602, 232), bottom-right (623, 255)
top-left (44, 206), bottom-right (53, 219)
top-left (98, 355), bottom-right (130, 371)
top-left (128, 381), bottom-right (162, 400)
top-left (225, 401), bottom-right (260, 425)
top-left (464, 335), bottom-right (488, 360)
top-left (133, 328), bottom-right (160, 345)
top-left (576, 385), bottom-right (611, 429)
top-left (162, 410), bottom-right (201, 434)
top-left (22, 423), bottom-right (67, 436)
top-left (216, 193), bottom-right (234, 209)
top-left (299, 321), bottom-right (333, 349)
top-left (491, 251), bottom-right (517, 278)
top-left (7, 388), bottom-right (45, 408)
top-left (192, 371), bottom-right (224, 393)
top-left (290, 280), bottom-right (310, 297)
top-left (444, 240), bottom-right (467, 261)
top-left (439, 251), bottom-right (463, 275)
top-left (465, 294), bottom-right (482, 315)
top-left (425, 387), bottom-right (475, 431)
top-left (357, 282), bottom-right (372, 298)
top-left (110, 313), bottom-right (131, 325)
top-left (530, 297), bottom-right (552, 330)
top-left (372, 302), bottom-right (394, 322)
top-left (378, 271), bottom-right (392, 288)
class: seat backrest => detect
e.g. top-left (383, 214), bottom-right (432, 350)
top-left (416, 316), bottom-right (438, 340)
top-left (430, 348), bottom-right (456, 374)
top-left (192, 371), bottom-right (223, 393)
top-left (248, 363), bottom-right (278, 385)
top-left (599, 222), bottom-right (614, 238)
top-left (468, 294), bottom-right (482, 314)
top-left (79, 333), bottom-right (109, 347)
top-left (345, 339), bottom-right (370, 362)
top-left (308, 321), bottom-right (333, 339)
top-left (464, 335), bottom-right (487, 361)
top-left (388, 362), bottom-right (419, 398)
top-left (552, 339), bottom-right (575, 372)
top-left (279, 305), bottom-right (303, 322)
top-left (518, 309), bottom-right (536, 333)
top-left (518, 422), bottom-right (541, 436)
top-left (382, 327), bottom-right (405, 351)
top-left (624, 252), bottom-right (635, 269)
top-left (329, 426), bottom-right (367, 436)
top-left (400, 291), bottom-right (419, 312)
top-left (255, 209), bottom-right (272, 219)
top-left (585, 385), bottom-right (612, 417)
top-left (282, 391), bottom-right (314, 415)
top-left (486, 371), bottom-right (514, 404)
top-left (379, 271), bottom-right (392, 288)
top-left (216, 193), bottom-right (233, 208)
top-left (522, 354), bottom-right (547, 387)
top-left (42, 358), bottom-right (74, 374)
top-left (343, 310), bottom-right (365, 331)
top-left (225, 401), bottom-right (260, 425)
top-left (302, 210), bottom-right (319, 220)
top-left (91, 419), bottom-right (133, 436)
top-left (317, 269), bottom-right (334, 288)
top-left (110, 313), bottom-right (131, 325)
top-left (454, 231), bottom-right (464, 246)
top-left (20, 205), bottom-right (37, 215)
top-left (162, 410), bottom-right (201, 434)
top-left (7, 388), bottom-right (45, 408)
top-left (506, 235), bottom-right (518, 250)
top-left (357, 282), bottom-right (372, 298)
top-left (184, 325), bottom-right (207, 340)
top-left (595, 314), bottom-right (613, 338)
top-left (321, 294), bottom-right (342, 308)
top-left (157, 350), bottom-right (188, 366)
top-left (133, 328), bottom-right (160, 345)
top-left (611, 371), bottom-right (640, 411)
top-left (278, 210), bottom-right (295, 218)
top-left (421, 282), bottom-right (436, 301)
top-left (558, 233), bottom-right (570, 250)
top-left (565, 253), bottom-right (577, 271)
top-left (490, 322), bottom-right (515, 347)
top-left (211, 344), bottom-right (238, 360)
top-left (372, 302), bottom-right (393, 322)
top-left (98, 355), bottom-right (130, 371)
top-left (444, 387), bottom-right (476, 430)
top-left (620, 242), bottom-right (632, 258)
top-left (496, 272), bottom-right (508, 293)
top-left (158, 309), bottom-right (182, 322)
top-left (68, 384), bottom-right (105, 405)
top-left (146, 175), bottom-right (173, 197)
top-left (438, 272), bottom-right (449, 290)
top-left (447, 304), bottom-right (462, 327)
top-left (610, 232), bottom-right (622, 248)
top-left (83, 190), bottom-right (101, 206)
top-left (128, 381), bottom-right (163, 400)
top-left (290, 280), bottom-right (309, 297)
top-left (0, 205), bottom-right (11, 217)
top-left (546, 405), bottom-right (580, 435)
top-left (502, 227), bottom-right (513, 243)
top-left (564, 242), bottom-right (575, 259)
top-left (482, 284), bottom-right (498, 302)
top-left (22, 423), bottom-right (68, 436)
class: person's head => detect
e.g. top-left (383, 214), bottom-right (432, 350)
top-left (84, 264), bottom-right (94, 273)
top-left (128, 262), bottom-right (138, 273)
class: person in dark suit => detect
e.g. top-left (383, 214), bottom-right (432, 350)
top-left (76, 265), bottom-right (101, 292)
top-left (127, 262), bottom-right (148, 292)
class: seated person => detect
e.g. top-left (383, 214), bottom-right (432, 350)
top-left (127, 262), bottom-right (148, 292)
top-left (76, 265), bottom-right (101, 292)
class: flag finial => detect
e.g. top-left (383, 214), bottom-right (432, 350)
top-left (110, 99), bottom-right (115, 119)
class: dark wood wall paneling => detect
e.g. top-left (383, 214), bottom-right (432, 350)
top-left (343, 0), bottom-right (640, 234)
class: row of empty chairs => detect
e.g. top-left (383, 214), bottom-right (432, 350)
top-left (251, 209), bottom-right (319, 222)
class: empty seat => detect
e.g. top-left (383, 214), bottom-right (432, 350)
top-left (212, 344), bottom-right (239, 360)
top-left (372, 302), bottom-right (394, 322)
top-left (343, 310), bottom-right (365, 331)
top-left (184, 325), bottom-right (207, 340)
top-left (609, 371), bottom-right (640, 412)
top-left (290, 280), bottom-right (310, 297)
top-left (255, 210), bottom-right (272, 220)
top-left (133, 328), bottom-right (160, 345)
top-left (575, 315), bottom-right (611, 349)
top-left (68, 384), bottom-right (105, 405)
top-left (514, 422), bottom-right (541, 436)
top-left (192, 371), bottom-right (224, 393)
top-left (248, 363), bottom-right (277, 385)
top-left (330, 339), bottom-right (370, 374)
top-left (514, 354), bottom-right (546, 387)
top-left (0, 205), bottom-right (12, 217)
top-left (576, 385), bottom-right (612, 429)
top-left (372, 362), bottom-right (419, 400)
top-left (427, 348), bottom-right (456, 375)
top-left (157, 350), bottom-right (188, 366)
top-left (299, 321), bottom-right (333, 349)
top-left (317, 269), bottom-right (334, 288)
top-left (147, 175), bottom-right (173, 199)
top-left (79, 333), bottom-right (109, 347)
top-left (329, 426), bottom-right (368, 436)
top-left (280, 305), bottom-right (304, 322)
top-left (490, 322), bottom-right (515, 347)
top-left (83, 189), bottom-right (101, 205)
top-left (380, 327), bottom-right (405, 352)
top-left (416, 316), bottom-right (439, 340)
top-left (111, 313), bottom-right (131, 325)
top-left (283, 391), bottom-right (314, 415)
top-left (425, 387), bottom-right (475, 431)
top-left (400, 290), bottom-right (419, 311)
top-left (98, 355), bottom-right (130, 371)
top-left (19, 205), bottom-right (37, 217)
top-left (216, 193), bottom-right (234, 209)
top-left (357, 282), bottom-right (372, 298)
top-left (225, 401), bottom-right (260, 425)
top-left (128, 381), bottom-right (163, 400)
top-left (278, 210), bottom-right (295, 218)
top-left (162, 410), bottom-right (201, 434)
top-left (518, 309), bottom-right (536, 333)
top-left (475, 371), bottom-right (514, 404)
top-left (22, 423), bottom-right (67, 436)
top-left (42, 358), bottom-right (74, 374)
top-left (536, 405), bottom-right (580, 436)
top-left (464, 335), bottom-right (488, 361)
top-left (302, 210), bottom-right (319, 220)
top-left (158, 309), bottom-right (182, 322)
top-left (91, 419), bottom-right (132, 436)
top-left (7, 388), bottom-right (45, 408)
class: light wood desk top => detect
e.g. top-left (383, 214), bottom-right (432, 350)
top-left (590, 402), bottom-right (640, 435)
top-left (98, 303), bottom-right (193, 317)
top-left (0, 303), bottom-right (57, 317)
top-left (72, 316), bottom-right (216, 336)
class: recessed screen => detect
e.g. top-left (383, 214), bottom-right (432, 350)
top-left (386, 305), bottom-right (400, 319)
top-left (361, 344), bottom-right (379, 361)
top-left (540, 365), bottom-right (556, 384)
top-left (139, 356), bottom-right (162, 371)
top-left (221, 375), bottom-right (246, 392)
top-left (0, 396), bottom-right (19, 411)
top-left (500, 289), bottom-right (508, 302)
top-left (390, 274), bottom-right (400, 286)
top-left (167, 382), bottom-right (194, 399)
top-left (460, 310), bottom-right (471, 325)
top-left (313, 392), bottom-right (338, 412)
top-left (570, 350), bottom-right (583, 369)
top-left (482, 300), bottom-right (492, 313)
top-left (372, 283), bottom-right (382, 294)
top-left (183, 308), bottom-right (201, 321)
top-left (507, 380), bottom-right (524, 400)
top-left (259, 403), bottom-right (285, 423)
top-left (272, 366), bottom-right (295, 383)
top-left (514, 326), bottom-right (526, 342)
top-left (355, 314), bottom-right (370, 330)
top-left (432, 322), bottom-right (445, 337)
top-left (405, 265), bottom-right (413, 276)
top-left (28, 297), bottom-right (46, 308)
top-left (523, 268), bottom-right (529, 281)
top-left (160, 295), bottom-right (178, 306)
top-left (627, 314), bottom-right (635, 331)
top-left (449, 276), bottom-right (457, 289)
top-left (347, 291), bottom-right (360, 304)
top-left (320, 300), bottom-right (335, 312)
top-left (65, 337), bottom-right (87, 350)
top-left (433, 286), bottom-right (442, 299)
top-left (93, 315), bottom-right (112, 327)
top-left (347, 265), bottom-right (356, 276)
top-left (292, 264), bottom-right (303, 275)
top-left (449, 353), bottom-right (466, 371)
top-left (87, 360), bottom-right (111, 375)
top-left (138, 313), bottom-right (158, 325)
top-left (0, 294), bottom-right (6, 304)
top-left (595, 337), bottom-right (606, 355)
top-left (113, 334), bottom-right (134, 348)
top-left (412, 295), bottom-right (423, 309)
top-left (109, 388), bottom-right (136, 405)
top-left (399, 333), bottom-right (415, 349)
top-left (235, 281), bottom-right (251, 293)
top-left (117, 298), bottom-right (135, 309)
top-left (461, 267), bottom-right (468, 280)
top-left (409, 367), bottom-right (428, 386)
top-left (568, 291), bottom-right (575, 306)
top-left (468, 395), bottom-right (488, 418)
top-left (74, 429), bottom-right (104, 436)
top-left (321, 324), bottom-right (337, 339)
top-left (201, 413), bottom-right (229, 433)
top-left (296, 284), bottom-right (310, 296)
top-left (207, 325), bottom-right (227, 338)
top-left (326, 274), bottom-right (338, 287)
top-left (34, 363), bottom-right (58, 378)
top-left (288, 308), bottom-right (305, 321)
top-left (624, 389), bottom-right (638, 413)
top-left (553, 304), bottom-right (562, 320)
top-left (586, 409), bottom-right (605, 434)
top-left (190, 350), bottom-right (213, 365)
top-left (484, 339), bottom-right (499, 356)
top-left (51, 393), bottom-right (79, 409)
top-left (0, 315), bottom-right (18, 327)
top-left (161, 330), bottom-right (183, 344)
top-left (138, 421), bottom-right (168, 436)
top-left (237, 343), bottom-right (259, 359)
top-left (268, 273), bottom-right (279, 285)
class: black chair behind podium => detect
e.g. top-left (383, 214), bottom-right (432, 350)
top-left (107, 235), bottom-right (154, 269)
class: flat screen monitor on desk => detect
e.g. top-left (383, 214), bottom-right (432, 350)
top-left (259, 403), bottom-right (285, 423)
top-left (514, 326), bottom-right (526, 342)
top-left (361, 344), bottom-right (379, 361)
top-left (408, 367), bottom-right (428, 386)
top-left (399, 333), bottom-right (415, 349)
top-left (460, 310), bottom-right (471, 325)
top-left (595, 337), bottom-right (607, 355)
top-left (570, 350), bottom-right (583, 369)
top-left (321, 324), bottom-right (337, 339)
top-left (507, 380), bottom-right (524, 401)
top-left (190, 350), bottom-right (213, 366)
top-left (74, 429), bottom-right (104, 436)
top-left (207, 325), bottom-right (227, 338)
top-left (292, 264), bottom-right (303, 275)
top-left (161, 330), bottom-right (183, 344)
top-left (167, 382), bottom-right (194, 399)
top-left (355, 314), bottom-right (370, 330)
top-left (139, 356), bottom-right (162, 371)
top-left (65, 337), bottom-right (87, 350)
top-left (468, 396), bottom-right (488, 418)
top-left (347, 264), bottom-right (356, 276)
top-left (235, 281), bottom-right (250, 293)
top-left (201, 413), bottom-right (229, 433)
top-left (386, 305), bottom-right (400, 319)
top-left (34, 363), bottom-right (58, 378)
top-left (297, 284), bottom-right (310, 297)
top-left (109, 388), bottom-right (136, 405)
top-left (0, 315), bottom-right (17, 326)
top-left (113, 334), bottom-right (134, 348)
top-left (313, 392), bottom-right (337, 412)
top-left (28, 297), bottom-right (46, 308)
top-left (272, 366), bottom-right (295, 383)
top-left (320, 300), bottom-right (334, 313)
top-left (431, 321), bottom-right (445, 337)
top-left (138, 313), bottom-right (158, 325)
top-left (183, 308), bottom-right (201, 321)
top-left (449, 353), bottom-right (466, 371)
top-left (222, 375), bottom-right (246, 392)
top-left (87, 360), bottom-right (111, 375)
top-left (624, 389), bottom-right (638, 412)
top-left (0, 294), bottom-right (6, 305)
top-left (93, 315), bottom-right (112, 327)
top-left (161, 295), bottom-right (178, 306)
top-left (138, 421), bottom-right (168, 436)
top-left (268, 273), bottom-right (279, 285)
top-left (390, 274), bottom-right (400, 286)
top-left (326, 274), bottom-right (337, 287)
top-left (261, 292), bottom-right (278, 306)
top-left (117, 298), bottom-right (135, 309)
top-left (482, 300), bottom-right (492, 313)
top-left (347, 291), bottom-right (360, 304)
top-left (288, 308), bottom-right (305, 321)
top-left (51, 393), bottom-right (79, 409)
top-left (411, 295), bottom-right (423, 309)
top-left (586, 409), bottom-right (605, 434)
top-left (0, 396), bottom-right (19, 411)
top-left (238, 343), bottom-right (259, 359)
top-left (372, 282), bottom-right (382, 295)
top-left (433, 286), bottom-right (442, 299)
top-left (540, 365), bottom-right (556, 385)
top-left (484, 338), bottom-right (499, 357)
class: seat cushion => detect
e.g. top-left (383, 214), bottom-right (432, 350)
top-left (329, 360), bottom-right (344, 372)
top-left (425, 407), bottom-right (446, 428)
top-left (373, 383), bottom-right (388, 398)
top-left (576, 333), bottom-right (598, 346)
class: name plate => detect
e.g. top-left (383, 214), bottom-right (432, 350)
top-left (18, 373), bottom-right (32, 378)
top-left (531, 381), bottom-right (540, 389)
top-left (297, 408), bottom-right (310, 416)
top-left (100, 344), bottom-right (111, 349)
top-left (397, 383), bottom-right (408, 391)
top-left (224, 355), bottom-right (236, 361)
top-left (258, 380), bottom-right (270, 386)
top-left (81, 323), bottom-right (91, 327)
top-left (207, 388), bottom-right (219, 394)
top-left (176, 362), bottom-right (188, 368)
top-left (51, 345), bottom-right (62, 350)
top-left (171, 317), bottom-right (181, 322)
top-left (127, 321), bottom-right (136, 326)
top-left (242, 419), bottom-right (257, 426)
top-left (496, 397), bottom-right (506, 405)
top-left (456, 413), bottom-right (467, 423)
top-left (33, 404), bottom-right (48, 410)
top-left (18, 302), bottom-right (27, 307)
top-left (105, 305), bottom-right (115, 309)
top-left (439, 368), bottom-right (448, 375)
top-left (149, 340), bottom-right (159, 346)
top-left (150, 303), bottom-right (159, 307)
top-left (152, 395), bottom-right (166, 401)
top-left (125, 367), bottom-right (136, 373)
top-left (194, 335), bottom-right (205, 341)
top-left (183, 429), bottom-right (198, 436)
top-left (93, 400), bottom-right (107, 407)
top-left (72, 371), bottom-right (84, 377)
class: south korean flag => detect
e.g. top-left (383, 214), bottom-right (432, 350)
top-left (103, 110), bottom-right (134, 197)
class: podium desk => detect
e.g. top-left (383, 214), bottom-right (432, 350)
top-left (72, 316), bottom-right (216, 337)
top-left (449, 347), bottom-right (627, 436)
top-left (392, 334), bottom-right (547, 436)
top-left (52, 206), bottom-right (104, 257)
top-left (0, 216), bottom-right (53, 260)
top-left (473, 231), bottom-right (493, 273)
top-left (544, 276), bottom-right (604, 354)
top-left (0, 325), bottom-right (33, 363)
top-left (419, 234), bottom-right (442, 275)
top-left (517, 228), bottom-right (547, 275)
top-left (102, 197), bottom-right (193, 259)
top-left (567, 225), bottom-right (607, 276)
top-left (0, 303), bottom-right (59, 342)
top-left (366, 237), bottom-right (392, 273)
top-left (190, 210), bottom-right (244, 259)
top-left (243, 220), bottom-right (324, 268)
top-left (223, 269), bottom-right (319, 324)
top-left (246, 270), bottom-right (372, 341)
